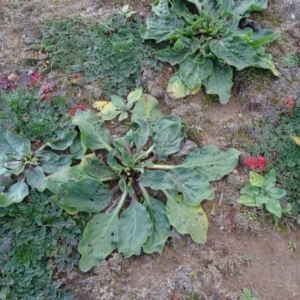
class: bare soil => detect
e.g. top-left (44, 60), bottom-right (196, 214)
top-left (1, 0), bottom-right (300, 299)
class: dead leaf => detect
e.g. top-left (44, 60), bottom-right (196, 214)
top-left (291, 136), bottom-right (300, 146)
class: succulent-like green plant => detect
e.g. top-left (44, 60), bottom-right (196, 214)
top-left (0, 125), bottom-right (71, 206)
top-left (141, 0), bottom-right (279, 103)
top-left (237, 170), bottom-right (291, 218)
top-left (44, 94), bottom-right (240, 272)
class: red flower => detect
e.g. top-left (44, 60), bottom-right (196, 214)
top-left (285, 97), bottom-right (296, 115)
top-left (68, 104), bottom-right (85, 116)
top-left (242, 156), bottom-right (267, 171)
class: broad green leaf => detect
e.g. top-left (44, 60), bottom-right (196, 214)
top-left (59, 178), bottom-right (112, 212)
top-left (6, 131), bottom-right (30, 159)
top-left (167, 72), bottom-right (201, 99)
top-left (168, 168), bottom-right (214, 206)
top-left (93, 101), bottom-right (120, 120)
top-left (262, 169), bottom-right (276, 190)
top-left (265, 198), bottom-right (282, 218)
top-left (132, 119), bottom-right (150, 151)
top-left (132, 94), bottom-right (163, 133)
top-left (118, 201), bottom-right (152, 257)
top-left (249, 171), bottom-right (264, 187)
top-left (4, 161), bottom-right (24, 176)
top-left (84, 155), bottom-right (116, 180)
top-left (265, 187), bottom-right (286, 200)
top-left (0, 125), bottom-right (13, 159)
top-left (111, 95), bottom-right (126, 109)
top-left (79, 212), bottom-right (119, 272)
top-left (46, 131), bottom-right (77, 150)
top-left (210, 34), bottom-right (279, 76)
top-left (140, 14), bottom-right (185, 43)
top-left (178, 145), bottom-right (240, 181)
top-left (0, 168), bottom-right (13, 189)
top-left (25, 166), bottom-right (45, 191)
top-left (0, 181), bottom-right (29, 207)
top-left (37, 151), bottom-right (71, 174)
top-left (155, 47), bottom-right (189, 66)
top-left (152, 0), bottom-right (170, 16)
top-left (127, 87), bottom-right (143, 107)
top-left (237, 194), bottom-right (257, 206)
top-left (248, 29), bottom-right (280, 48)
top-left (52, 193), bottom-right (79, 215)
top-left (140, 170), bottom-right (175, 190)
top-left (240, 185), bottom-right (260, 195)
top-left (223, 0), bottom-right (268, 16)
top-left (180, 55), bottom-right (213, 89)
top-left (70, 133), bottom-right (85, 159)
top-left (44, 164), bottom-right (90, 194)
top-left (282, 203), bottom-right (292, 215)
top-left (143, 196), bottom-right (171, 254)
top-left (165, 191), bottom-right (208, 244)
top-left (202, 61), bottom-right (233, 104)
top-left (153, 116), bottom-right (186, 161)
top-left (255, 194), bottom-right (270, 206)
top-left (72, 110), bottom-right (111, 151)
top-left (118, 111), bottom-right (128, 121)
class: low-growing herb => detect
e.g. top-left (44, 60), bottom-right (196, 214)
top-left (246, 98), bottom-right (300, 212)
top-left (38, 12), bottom-right (161, 97)
top-left (0, 190), bottom-right (86, 300)
top-left (44, 93), bottom-right (240, 271)
top-left (0, 125), bottom-right (72, 206)
top-left (141, 0), bottom-right (279, 103)
top-left (238, 170), bottom-right (291, 218)
top-left (0, 88), bottom-right (74, 142)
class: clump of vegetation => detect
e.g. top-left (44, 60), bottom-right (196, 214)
top-left (0, 125), bottom-right (72, 206)
top-left (240, 287), bottom-right (259, 300)
top-left (38, 11), bottom-right (161, 98)
top-left (237, 170), bottom-right (291, 218)
top-left (246, 98), bottom-right (300, 212)
top-left (141, 0), bottom-right (279, 103)
top-left (0, 88), bottom-right (74, 142)
top-left (44, 91), bottom-right (240, 271)
top-left (0, 190), bottom-right (87, 300)
top-left (282, 53), bottom-right (300, 68)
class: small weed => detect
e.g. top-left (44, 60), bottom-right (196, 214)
top-left (288, 241), bottom-right (297, 251)
top-left (245, 98), bottom-right (300, 213)
top-left (0, 190), bottom-right (88, 299)
top-left (0, 88), bottom-right (74, 142)
top-left (282, 53), bottom-right (300, 68)
top-left (240, 287), bottom-right (259, 300)
top-left (38, 13), bottom-right (161, 98)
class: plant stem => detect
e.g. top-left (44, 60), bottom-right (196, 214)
top-left (145, 144), bottom-right (155, 155)
top-left (106, 191), bottom-right (127, 214)
top-left (37, 144), bottom-right (47, 151)
top-left (147, 164), bottom-right (175, 170)
top-left (138, 182), bottom-right (149, 201)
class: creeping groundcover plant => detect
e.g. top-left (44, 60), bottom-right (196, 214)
top-left (141, 0), bottom-right (279, 103)
top-left (44, 91), bottom-right (240, 271)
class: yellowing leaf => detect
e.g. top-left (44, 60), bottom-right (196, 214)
top-left (291, 136), bottom-right (300, 146)
top-left (249, 171), bottom-right (264, 187)
top-left (93, 101), bottom-right (120, 120)
top-left (167, 72), bottom-right (200, 99)
top-left (93, 100), bottom-right (113, 111)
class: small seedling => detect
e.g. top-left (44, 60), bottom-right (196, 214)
top-left (240, 288), bottom-right (259, 300)
top-left (0, 126), bottom-right (71, 206)
top-left (288, 241), bottom-right (297, 252)
top-left (237, 170), bottom-right (291, 218)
